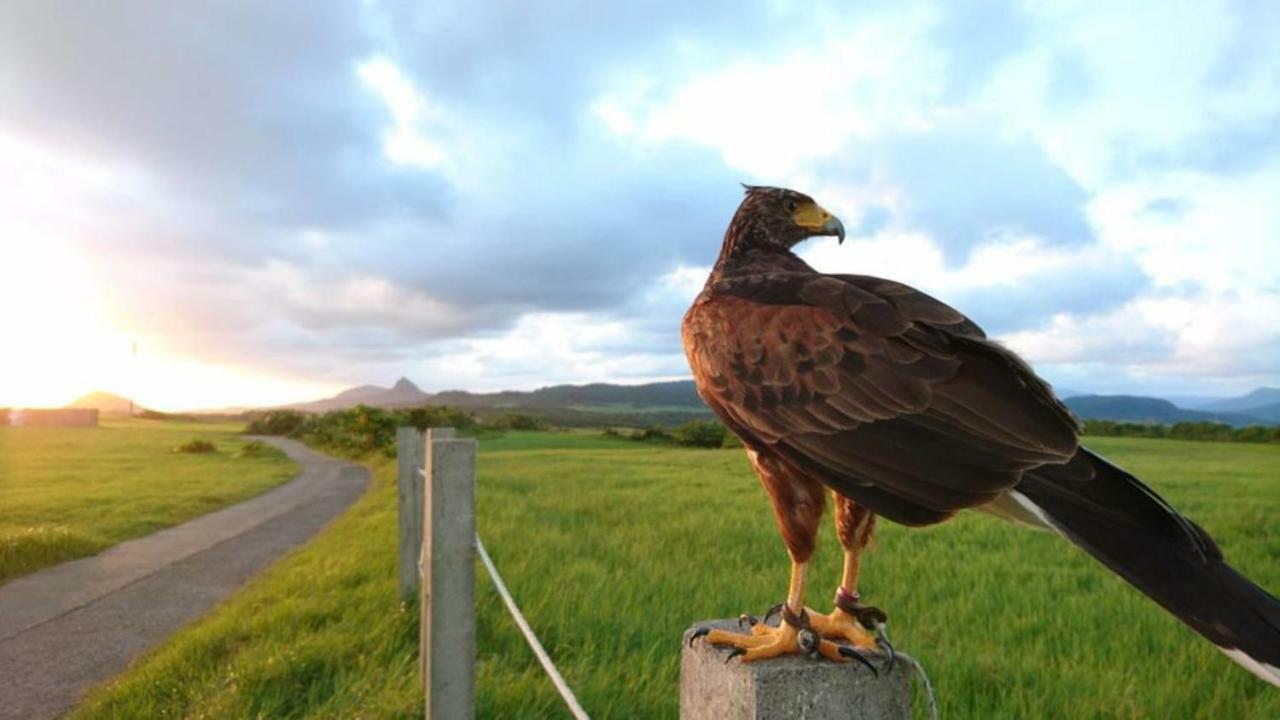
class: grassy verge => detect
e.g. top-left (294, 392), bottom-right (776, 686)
top-left (0, 418), bottom-right (296, 584)
top-left (72, 433), bottom-right (1280, 718)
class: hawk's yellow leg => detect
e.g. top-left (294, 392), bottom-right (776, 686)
top-left (806, 548), bottom-right (878, 649)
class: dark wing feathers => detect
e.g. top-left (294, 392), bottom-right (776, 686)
top-left (684, 271), bottom-right (1080, 525)
top-left (1016, 449), bottom-right (1280, 683)
top-left (833, 274), bottom-right (987, 338)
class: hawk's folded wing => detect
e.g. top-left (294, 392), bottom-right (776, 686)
top-left (683, 272), bottom-right (1082, 525)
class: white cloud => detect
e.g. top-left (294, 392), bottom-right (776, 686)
top-left (250, 260), bottom-right (469, 335)
top-left (357, 56), bottom-right (451, 171)
top-left (803, 230), bottom-right (1139, 298)
top-left (977, 1), bottom-right (1280, 188)
top-left (1089, 168), bottom-right (1280, 292)
top-left (1006, 288), bottom-right (1280, 393)
top-left (415, 311), bottom-right (686, 392)
top-left (591, 7), bottom-right (942, 179)
top-left (658, 264), bottom-right (709, 299)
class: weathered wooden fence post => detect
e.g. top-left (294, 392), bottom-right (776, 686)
top-left (396, 426), bottom-right (426, 602)
top-left (419, 428), bottom-right (476, 720)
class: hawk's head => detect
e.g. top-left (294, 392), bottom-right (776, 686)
top-left (730, 185), bottom-right (845, 251)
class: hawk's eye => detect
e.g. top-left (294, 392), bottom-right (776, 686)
top-left (785, 199), bottom-right (798, 212)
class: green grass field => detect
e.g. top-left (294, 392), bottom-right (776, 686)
top-left (0, 418), bottom-right (296, 584)
top-left (71, 432), bottom-right (1280, 718)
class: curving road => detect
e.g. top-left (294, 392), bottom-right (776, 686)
top-left (0, 437), bottom-right (369, 720)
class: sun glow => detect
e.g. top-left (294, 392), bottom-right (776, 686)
top-left (0, 238), bottom-right (132, 408)
top-left (0, 235), bottom-right (337, 412)
top-left (0, 131), bottom-right (349, 412)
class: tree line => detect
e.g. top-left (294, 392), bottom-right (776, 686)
top-left (244, 405), bottom-right (541, 455)
top-left (243, 405), bottom-right (1279, 455)
top-left (1081, 419), bottom-right (1280, 444)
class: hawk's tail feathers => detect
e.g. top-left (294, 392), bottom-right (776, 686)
top-left (1009, 448), bottom-right (1280, 687)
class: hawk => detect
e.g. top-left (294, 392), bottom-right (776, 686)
top-left (683, 185), bottom-right (1280, 684)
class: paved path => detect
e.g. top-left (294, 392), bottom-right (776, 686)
top-left (0, 437), bottom-right (369, 719)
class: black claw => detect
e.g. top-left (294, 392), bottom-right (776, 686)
top-left (763, 603), bottom-right (784, 623)
top-left (689, 627), bottom-right (710, 647)
top-left (724, 647), bottom-right (746, 664)
top-left (738, 613), bottom-right (758, 629)
top-left (851, 604), bottom-right (889, 630)
top-left (839, 646), bottom-right (879, 677)
top-left (875, 627), bottom-right (896, 673)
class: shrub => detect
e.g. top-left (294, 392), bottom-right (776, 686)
top-left (235, 440), bottom-right (284, 459)
top-left (670, 420), bottom-right (727, 448)
top-left (245, 410), bottom-right (309, 436)
top-left (637, 426), bottom-right (672, 443)
top-left (489, 413), bottom-right (544, 431)
top-left (1234, 425), bottom-right (1280, 443)
top-left (287, 404), bottom-right (476, 457)
top-left (399, 405), bottom-right (474, 432)
top-left (137, 409), bottom-right (197, 422)
top-left (302, 405), bottom-right (397, 454)
top-left (1169, 421), bottom-right (1233, 442)
top-left (173, 438), bottom-right (217, 454)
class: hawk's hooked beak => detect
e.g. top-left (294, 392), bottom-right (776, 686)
top-left (824, 215), bottom-right (846, 245)
top-left (794, 202), bottom-right (846, 244)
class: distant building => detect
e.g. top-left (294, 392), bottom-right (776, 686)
top-left (4, 408), bottom-right (99, 427)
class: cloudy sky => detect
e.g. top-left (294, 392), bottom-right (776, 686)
top-left (1, 1), bottom-right (1278, 410)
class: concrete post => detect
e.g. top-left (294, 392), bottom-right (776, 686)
top-left (420, 429), bottom-right (475, 720)
top-left (395, 427), bottom-right (425, 602)
top-left (681, 619), bottom-right (914, 720)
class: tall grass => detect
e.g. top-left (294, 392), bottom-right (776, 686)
top-left (72, 433), bottom-right (1280, 718)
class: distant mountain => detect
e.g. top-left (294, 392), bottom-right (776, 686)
top-left (1199, 387), bottom-right (1280, 414)
top-left (1161, 394), bottom-right (1231, 410)
top-left (432, 380), bottom-right (703, 409)
top-left (330, 384), bottom-right (388, 403)
top-left (283, 377), bottom-right (431, 412)
top-left (378, 378), bottom-right (434, 406)
top-left (278, 378), bottom-right (706, 414)
top-left (67, 391), bottom-right (142, 416)
top-left (1063, 395), bottom-right (1270, 427)
top-left (1237, 402), bottom-right (1280, 423)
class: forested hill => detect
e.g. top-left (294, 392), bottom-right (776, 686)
top-left (430, 380), bottom-right (702, 409)
top-left (1062, 395), bottom-right (1271, 427)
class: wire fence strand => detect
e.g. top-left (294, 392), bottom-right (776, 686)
top-left (476, 533), bottom-right (591, 720)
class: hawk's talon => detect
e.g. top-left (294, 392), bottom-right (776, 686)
top-left (689, 627), bottom-right (711, 647)
top-left (763, 603), bottom-right (784, 624)
top-left (852, 605), bottom-right (889, 630)
top-left (689, 614), bottom-right (822, 662)
top-left (875, 625), bottom-right (896, 673)
top-left (838, 646), bottom-right (879, 676)
top-left (724, 647), bottom-right (747, 663)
